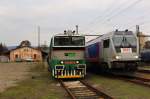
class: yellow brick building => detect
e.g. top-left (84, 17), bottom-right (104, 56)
top-left (10, 47), bottom-right (42, 62)
top-left (9, 40), bottom-right (42, 62)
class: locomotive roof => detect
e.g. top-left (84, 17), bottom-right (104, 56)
top-left (86, 30), bottom-right (135, 46)
top-left (53, 33), bottom-right (84, 37)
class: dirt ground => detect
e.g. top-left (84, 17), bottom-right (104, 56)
top-left (0, 62), bottom-right (34, 92)
top-left (0, 62), bottom-right (68, 99)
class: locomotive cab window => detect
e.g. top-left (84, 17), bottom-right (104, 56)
top-left (103, 39), bottom-right (110, 48)
top-left (54, 36), bottom-right (85, 46)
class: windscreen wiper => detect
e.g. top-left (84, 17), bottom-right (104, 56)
top-left (119, 36), bottom-right (131, 47)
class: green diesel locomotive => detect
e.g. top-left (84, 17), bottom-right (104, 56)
top-left (47, 30), bottom-right (86, 79)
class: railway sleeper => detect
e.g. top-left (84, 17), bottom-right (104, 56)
top-left (76, 96), bottom-right (104, 99)
top-left (77, 96), bottom-right (102, 99)
top-left (70, 90), bottom-right (94, 93)
top-left (74, 92), bottom-right (96, 95)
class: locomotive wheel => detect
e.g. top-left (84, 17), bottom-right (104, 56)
top-left (101, 63), bottom-right (109, 72)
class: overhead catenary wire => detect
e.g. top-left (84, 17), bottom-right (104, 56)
top-left (82, 0), bottom-right (128, 33)
top-left (105, 0), bottom-right (143, 22)
top-left (97, 0), bottom-right (143, 31)
top-left (121, 13), bottom-right (150, 29)
top-left (127, 12), bottom-right (150, 29)
top-left (83, 0), bottom-right (117, 26)
top-left (83, 0), bottom-right (143, 34)
top-left (129, 20), bottom-right (150, 30)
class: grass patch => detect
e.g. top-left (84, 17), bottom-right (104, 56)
top-left (87, 74), bottom-right (150, 99)
top-left (0, 62), bottom-right (68, 99)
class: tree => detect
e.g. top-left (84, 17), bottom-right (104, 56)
top-left (0, 43), bottom-right (8, 55)
top-left (18, 40), bottom-right (31, 48)
top-left (0, 43), bottom-right (3, 55)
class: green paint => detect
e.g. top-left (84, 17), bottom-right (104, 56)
top-left (64, 53), bottom-right (76, 57)
top-left (49, 59), bottom-right (86, 78)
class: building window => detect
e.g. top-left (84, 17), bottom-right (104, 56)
top-left (15, 54), bottom-right (18, 58)
top-left (34, 54), bottom-right (37, 59)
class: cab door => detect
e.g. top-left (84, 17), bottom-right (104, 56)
top-left (102, 39), bottom-right (110, 62)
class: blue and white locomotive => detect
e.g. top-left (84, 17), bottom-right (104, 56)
top-left (86, 30), bottom-right (139, 71)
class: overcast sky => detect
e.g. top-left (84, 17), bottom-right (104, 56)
top-left (0, 0), bottom-right (150, 46)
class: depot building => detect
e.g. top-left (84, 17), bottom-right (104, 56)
top-left (9, 40), bottom-right (42, 62)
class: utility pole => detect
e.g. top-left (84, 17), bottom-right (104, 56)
top-left (38, 26), bottom-right (40, 48)
top-left (76, 25), bottom-right (78, 34)
top-left (136, 25), bottom-right (140, 54)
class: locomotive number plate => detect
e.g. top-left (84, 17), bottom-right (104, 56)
top-left (121, 48), bottom-right (132, 53)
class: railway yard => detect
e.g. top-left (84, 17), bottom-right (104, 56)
top-left (0, 62), bottom-right (150, 99)
top-left (1, 0), bottom-right (150, 99)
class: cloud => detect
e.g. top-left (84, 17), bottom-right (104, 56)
top-left (0, 0), bottom-right (150, 45)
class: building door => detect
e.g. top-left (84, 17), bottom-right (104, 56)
top-left (34, 54), bottom-right (37, 59)
top-left (15, 54), bottom-right (18, 58)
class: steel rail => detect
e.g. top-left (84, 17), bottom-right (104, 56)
top-left (109, 72), bottom-right (150, 88)
top-left (59, 80), bottom-right (113, 99)
top-left (80, 80), bottom-right (113, 99)
top-left (137, 69), bottom-right (150, 74)
top-left (59, 80), bottom-right (76, 99)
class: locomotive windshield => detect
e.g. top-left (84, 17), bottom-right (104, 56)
top-left (54, 36), bottom-right (85, 46)
top-left (112, 34), bottom-right (137, 53)
top-left (113, 36), bottom-right (137, 47)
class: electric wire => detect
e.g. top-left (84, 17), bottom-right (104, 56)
top-left (82, 0), bottom-right (129, 33)
top-left (89, 0), bottom-right (143, 34)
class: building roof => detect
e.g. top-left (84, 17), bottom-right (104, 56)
top-left (10, 46), bottom-right (41, 52)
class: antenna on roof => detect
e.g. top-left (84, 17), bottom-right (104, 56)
top-left (76, 25), bottom-right (78, 34)
top-left (64, 30), bottom-right (67, 34)
top-left (72, 30), bottom-right (75, 35)
top-left (38, 26), bottom-right (40, 48)
top-left (125, 29), bottom-right (128, 32)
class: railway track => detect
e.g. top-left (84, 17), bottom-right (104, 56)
top-left (127, 78), bottom-right (150, 87)
top-left (128, 72), bottom-right (150, 87)
top-left (109, 72), bottom-right (150, 88)
top-left (137, 69), bottom-right (150, 74)
top-left (59, 80), bottom-right (113, 99)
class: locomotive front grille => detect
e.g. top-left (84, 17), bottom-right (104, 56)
top-left (77, 64), bottom-right (86, 69)
top-left (54, 69), bottom-right (85, 78)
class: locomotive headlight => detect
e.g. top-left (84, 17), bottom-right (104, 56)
top-left (115, 56), bottom-right (121, 59)
top-left (134, 55), bottom-right (139, 58)
top-left (76, 61), bottom-right (79, 64)
top-left (60, 61), bottom-right (64, 64)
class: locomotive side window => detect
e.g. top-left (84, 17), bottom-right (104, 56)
top-left (103, 39), bottom-right (109, 48)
